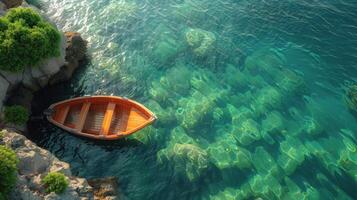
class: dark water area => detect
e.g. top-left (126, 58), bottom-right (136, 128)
top-left (28, 0), bottom-right (357, 199)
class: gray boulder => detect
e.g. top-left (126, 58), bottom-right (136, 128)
top-left (1, 130), bottom-right (95, 200)
top-left (50, 32), bottom-right (87, 84)
top-left (0, 1), bottom-right (6, 14)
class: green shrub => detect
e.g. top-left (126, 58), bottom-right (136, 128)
top-left (0, 131), bottom-right (4, 140)
top-left (0, 7), bottom-right (61, 72)
top-left (42, 172), bottom-right (69, 194)
top-left (4, 105), bottom-right (29, 125)
top-left (0, 145), bottom-right (19, 198)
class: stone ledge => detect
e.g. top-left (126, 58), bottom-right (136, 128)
top-left (1, 129), bottom-right (95, 200)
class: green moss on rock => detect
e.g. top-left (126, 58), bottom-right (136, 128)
top-left (4, 105), bottom-right (29, 125)
top-left (42, 172), bottom-right (68, 194)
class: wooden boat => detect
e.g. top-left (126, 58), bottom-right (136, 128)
top-left (46, 96), bottom-right (157, 140)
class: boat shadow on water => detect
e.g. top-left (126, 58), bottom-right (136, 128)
top-left (28, 118), bottom-right (145, 150)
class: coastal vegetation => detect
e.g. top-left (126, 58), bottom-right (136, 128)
top-left (4, 105), bottom-right (29, 125)
top-left (42, 172), bottom-right (69, 194)
top-left (0, 7), bottom-right (60, 72)
top-left (0, 145), bottom-right (19, 200)
top-left (0, 130), bottom-right (4, 139)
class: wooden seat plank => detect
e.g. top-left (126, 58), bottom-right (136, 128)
top-left (100, 103), bottom-right (116, 135)
top-left (116, 107), bottom-right (130, 134)
top-left (76, 102), bottom-right (91, 131)
top-left (58, 106), bottom-right (70, 124)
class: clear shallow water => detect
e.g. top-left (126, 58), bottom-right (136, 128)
top-left (27, 0), bottom-right (357, 199)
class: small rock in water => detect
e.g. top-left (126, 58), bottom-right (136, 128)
top-left (346, 84), bottom-right (357, 114)
top-left (88, 177), bottom-right (119, 200)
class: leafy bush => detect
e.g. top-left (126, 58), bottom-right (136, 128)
top-left (0, 131), bottom-right (4, 140)
top-left (4, 105), bottom-right (29, 125)
top-left (42, 172), bottom-right (69, 194)
top-left (0, 7), bottom-right (61, 72)
top-left (0, 145), bottom-right (19, 198)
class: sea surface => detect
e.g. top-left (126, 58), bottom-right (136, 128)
top-left (28, 0), bottom-right (357, 199)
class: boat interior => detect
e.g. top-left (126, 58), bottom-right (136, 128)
top-left (51, 99), bottom-right (151, 136)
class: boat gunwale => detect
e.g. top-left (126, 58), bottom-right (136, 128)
top-left (46, 95), bottom-right (157, 140)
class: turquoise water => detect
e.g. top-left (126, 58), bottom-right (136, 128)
top-left (27, 0), bottom-right (357, 199)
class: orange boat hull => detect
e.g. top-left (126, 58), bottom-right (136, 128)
top-left (46, 96), bottom-right (156, 140)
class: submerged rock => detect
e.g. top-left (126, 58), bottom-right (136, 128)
top-left (158, 143), bottom-right (209, 181)
top-left (252, 147), bottom-right (281, 178)
top-left (278, 136), bottom-right (308, 175)
top-left (185, 28), bottom-right (216, 57)
top-left (261, 111), bottom-right (284, 136)
top-left (302, 116), bottom-right (323, 136)
top-left (208, 135), bottom-right (252, 170)
top-left (152, 38), bottom-right (184, 65)
top-left (244, 47), bottom-right (284, 77)
top-left (88, 177), bottom-right (119, 200)
top-left (251, 86), bottom-right (282, 116)
top-left (233, 119), bottom-right (261, 146)
top-left (149, 24), bottom-right (186, 66)
top-left (169, 127), bottom-right (196, 145)
top-left (275, 69), bottom-right (307, 96)
top-left (346, 84), bottom-right (357, 113)
top-left (337, 136), bottom-right (357, 182)
top-left (224, 64), bottom-right (249, 90)
top-left (248, 173), bottom-right (283, 199)
top-left (159, 65), bottom-right (192, 96)
top-left (180, 94), bottom-right (216, 132)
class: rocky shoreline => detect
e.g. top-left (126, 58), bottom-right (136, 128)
top-left (1, 130), bottom-right (94, 200)
top-left (0, 1), bottom-right (87, 115)
top-left (0, 1), bottom-right (118, 199)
